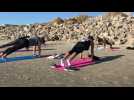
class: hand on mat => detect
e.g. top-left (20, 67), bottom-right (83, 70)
top-left (93, 56), bottom-right (101, 61)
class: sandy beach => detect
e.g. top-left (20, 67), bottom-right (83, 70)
top-left (0, 40), bottom-right (134, 87)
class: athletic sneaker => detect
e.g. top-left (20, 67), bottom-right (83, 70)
top-left (54, 54), bottom-right (60, 58)
top-left (93, 56), bottom-right (100, 60)
top-left (36, 55), bottom-right (41, 58)
top-left (60, 59), bottom-right (65, 67)
top-left (50, 66), bottom-right (56, 68)
top-left (54, 54), bottom-right (64, 59)
top-left (32, 54), bottom-right (37, 57)
top-left (51, 64), bottom-right (62, 68)
top-left (64, 67), bottom-right (80, 71)
top-left (47, 56), bottom-right (55, 59)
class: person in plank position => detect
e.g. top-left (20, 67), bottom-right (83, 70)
top-left (55, 34), bottom-right (99, 71)
top-left (96, 36), bottom-right (114, 49)
top-left (0, 35), bottom-right (46, 60)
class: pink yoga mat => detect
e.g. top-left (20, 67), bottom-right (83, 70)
top-left (51, 58), bottom-right (95, 72)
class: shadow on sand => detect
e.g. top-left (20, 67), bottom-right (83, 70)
top-left (71, 55), bottom-right (125, 69)
top-left (95, 55), bottom-right (125, 64)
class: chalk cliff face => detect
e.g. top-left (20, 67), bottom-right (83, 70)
top-left (0, 12), bottom-right (134, 46)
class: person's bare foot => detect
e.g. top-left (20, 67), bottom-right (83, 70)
top-left (0, 53), bottom-right (3, 57)
top-left (1, 54), bottom-right (7, 58)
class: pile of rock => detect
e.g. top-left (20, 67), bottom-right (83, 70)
top-left (0, 12), bottom-right (134, 46)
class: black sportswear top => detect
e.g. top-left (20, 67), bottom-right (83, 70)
top-left (28, 37), bottom-right (41, 46)
top-left (74, 39), bottom-right (91, 50)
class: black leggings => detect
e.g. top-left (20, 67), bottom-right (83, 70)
top-left (2, 39), bottom-right (29, 56)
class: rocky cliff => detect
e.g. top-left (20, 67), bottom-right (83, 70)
top-left (0, 12), bottom-right (134, 46)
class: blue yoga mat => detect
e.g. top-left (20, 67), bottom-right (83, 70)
top-left (0, 48), bottom-right (55, 53)
top-left (0, 55), bottom-right (37, 63)
top-left (0, 54), bottom-right (52, 63)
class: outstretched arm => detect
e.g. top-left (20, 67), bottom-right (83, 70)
top-left (90, 39), bottom-right (95, 59)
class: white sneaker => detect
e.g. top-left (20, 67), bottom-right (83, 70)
top-left (47, 56), bottom-right (54, 59)
top-left (60, 59), bottom-right (65, 67)
top-left (54, 54), bottom-right (59, 58)
top-left (64, 66), bottom-right (80, 71)
top-left (33, 54), bottom-right (37, 57)
top-left (51, 66), bottom-right (56, 68)
top-left (51, 65), bottom-right (62, 68)
top-left (64, 68), bottom-right (69, 71)
top-left (60, 63), bottom-right (65, 67)
top-left (66, 59), bottom-right (71, 66)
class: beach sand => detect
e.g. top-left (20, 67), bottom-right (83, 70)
top-left (0, 40), bottom-right (134, 87)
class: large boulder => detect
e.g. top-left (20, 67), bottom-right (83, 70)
top-left (49, 17), bottom-right (64, 26)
